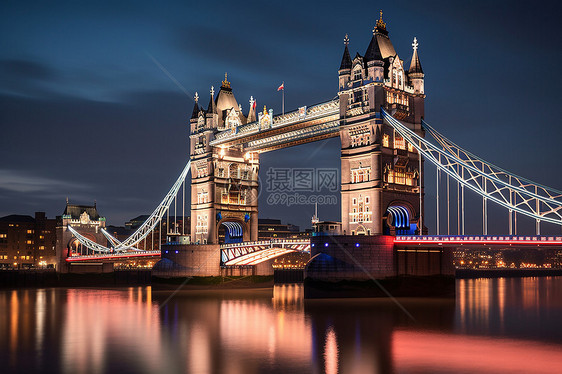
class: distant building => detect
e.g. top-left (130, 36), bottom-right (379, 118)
top-left (312, 221), bottom-right (342, 236)
top-left (258, 218), bottom-right (308, 240)
top-left (0, 212), bottom-right (57, 268)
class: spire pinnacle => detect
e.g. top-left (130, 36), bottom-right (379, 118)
top-left (210, 86), bottom-right (214, 96)
top-left (412, 37), bottom-right (418, 51)
top-left (194, 92), bottom-right (199, 103)
top-left (222, 72), bottom-right (230, 88)
top-left (344, 34), bottom-right (349, 46)
top-left (249, 96), bottom-right (255, 106)
top-left (374, 9), bottom-right (386, 33)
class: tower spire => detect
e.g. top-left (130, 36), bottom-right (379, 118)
top-left (339, 34), bottom-right (352, 70)
top-left (408, 37), bottom-right (423, 75)
top-left (248, 96), bottom-right (256, 122)
top-left (207, 86), bottom-right (217, 113)
top-left (191, 92), bottom-right (200, 119)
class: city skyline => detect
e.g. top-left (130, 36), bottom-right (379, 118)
top-left (1, 0), bottom-right (561, 234)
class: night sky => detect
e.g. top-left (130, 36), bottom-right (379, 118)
top-left (1, 0), bottom-right (561, 235)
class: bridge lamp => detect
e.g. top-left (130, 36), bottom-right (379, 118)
top-left (219, 147), bottom-right (226, 159)
top-left (244, 152), bottom-right (251, 160)
top-left (324, 243), bottom-right (329, 247)
top-left (311, 243), bottom-right (315, 247)
top-left (355, 243), bottom-right (360, 247)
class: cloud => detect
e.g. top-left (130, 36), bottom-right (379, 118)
top-left (0, 59), bottom-right (57, 81)
top-left (0, 169), bottom-right (88, 194)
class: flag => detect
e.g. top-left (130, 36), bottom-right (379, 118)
top-left (277, 82), bottom-right (284, 91)
top-left (252, 100), bottom-right (256, 110)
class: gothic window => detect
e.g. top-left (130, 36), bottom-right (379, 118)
top-left (229, 163), bottom-right (239, 179)
top-left (353, 67), bottom-right (362, 80)
top-left (395, 135), bottom-right (406, 150)
top-left (398, 71), bottom-right (403, 87)
top-left (383, 134), bottom-right (390, 147)
top-left (392, 71), bottom-right (396, 86)
top-left (226, 108), bottom-right (240, 129)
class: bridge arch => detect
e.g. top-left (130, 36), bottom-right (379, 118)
top-left (384, 201), bottom-right (417, 235)
top-left (217, 217), bottom-right (248, 244)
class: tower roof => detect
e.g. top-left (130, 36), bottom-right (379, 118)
top-left (339, 34), bottom-right (352, 70)
top-left (364, 35), bottom-right (383, 62)
top-left (63, 204), bottom-right (100, 220)
top-left (367, 10), bottom-right (397, 60)
top-left (408, 37), bottom-right (423, 75)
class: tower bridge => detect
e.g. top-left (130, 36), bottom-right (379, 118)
top-left (60, 13), bottom-right (562, 279)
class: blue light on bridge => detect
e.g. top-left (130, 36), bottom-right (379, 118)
top-left (311, 243), bottom-right (315, 247)
top-left (355, 243), bottom-right (360, 247)
top-left (324, 243), bottom-right (329, 247)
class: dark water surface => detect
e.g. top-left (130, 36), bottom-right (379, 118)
top-left (1, 278), bottom-right (562, 373)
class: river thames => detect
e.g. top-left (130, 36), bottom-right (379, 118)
top-left (2, 277), bottom-right (562, 373)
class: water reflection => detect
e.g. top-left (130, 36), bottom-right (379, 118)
top-left (0, 279), bottom-right (561, 373)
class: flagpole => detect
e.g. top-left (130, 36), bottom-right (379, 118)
top-left (282, 81), bottom-right (284, 115)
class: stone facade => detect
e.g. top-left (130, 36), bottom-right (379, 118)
top-left (338, 12), bottom-right (426, 236)
top-left (189, 75), bottom-right (259, 244)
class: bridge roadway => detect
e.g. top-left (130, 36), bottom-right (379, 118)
top-left (65, 235), bottom-right (562, 265)
top-left (65, 250), bottom-right (161, 263)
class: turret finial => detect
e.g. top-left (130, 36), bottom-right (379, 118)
top-left (344, 34), bottom-right (349, 46)
top-left (210, 86), bottom-right (214, 96)
top-left (375, 9), bottom-right (386, 32)
top-left (194, 92), bottom-right (199, 103)
top-left (222, 72), bottom-right (231, 88)
top-left (263, 104), bottom-right (267, 114)
top-left (412, 37), bottom-right (418, 51)
top-left (249, 96), bottom-right (255, 106)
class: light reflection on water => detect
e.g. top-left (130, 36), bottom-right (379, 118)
top-left (0, 278), bottom-right (562, 373)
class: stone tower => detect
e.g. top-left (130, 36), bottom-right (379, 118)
top-left (338, 11), bottom-right (426, 236)
top-left (189, 74), bottom-right (259, 244)
top-left (55, 201), bottom-right (106, 272)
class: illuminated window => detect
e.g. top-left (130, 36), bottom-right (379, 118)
top-left (0, 234), bottom-right (6, 238)
top-left (394, 136), bottom-right (406, 150)
top-left (26, 240), bottom-right (33, 245)
top-left (351, 167), bottom-right (371, 183)
top-left (39, 246), bottom-right (45, 250)
top-left (382, 134), bottom-right (389, 147)
top-left (39, 235), bottom-right (44, 239)
top-left (353, 67), bottom-right (362, 80)
top-left (27, 229), bottom-right (33, 234)
top-left (407, 143), bottom-right (414, 153)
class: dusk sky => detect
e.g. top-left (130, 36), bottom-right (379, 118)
top-left (1, 0), bottom-right (561, 235)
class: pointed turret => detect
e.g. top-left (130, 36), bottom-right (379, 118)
top-left (207, 86), bottom-right (217, 114)
top-left (339, 34), bottom-right (352, 70)
top-left (191, 92), bottom-right (200, 119)
top-left (247, 96), bottom-right (257, 123)
top-left (364, 30), bottom-right (383, 62)
top-left (408, 37), bottom-right (423, 75)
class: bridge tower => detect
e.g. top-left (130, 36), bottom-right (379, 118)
top-left (189, 74), bottom-right (259, 244)
top-left (338, 12), bottom-right (426, 236)
top-left (55, 201), bottom-right (107, 272)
